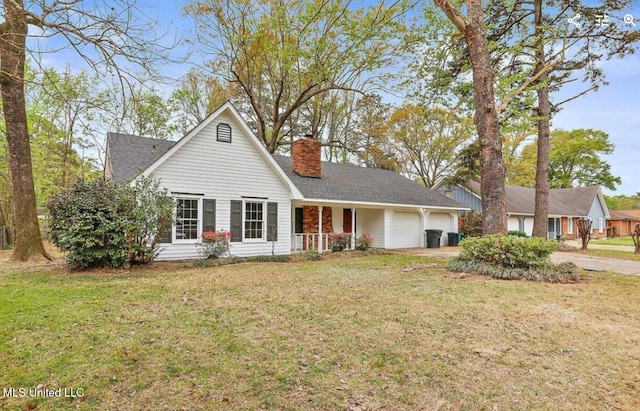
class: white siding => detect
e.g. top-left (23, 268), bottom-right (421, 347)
top-left (427, 212), bottom-right (453, 246)
top-left (356, 208), bottom-right (385, 248)
top-left (507, 217), bottom-right (520, 232)
top-left (150, 111), bottom-right (291, 260)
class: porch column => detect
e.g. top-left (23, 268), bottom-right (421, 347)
top-left (318, 205), bottom-right (323, 253)
top-left (422, 210), bottom-right (432, 248)
top-left (351, 208), bottom-right (357, 249)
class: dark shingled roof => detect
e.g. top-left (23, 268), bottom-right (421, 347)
top-left (106, 133), bottom-right (176, 182)
top-left (466, 181), bottom-right (600, 216)
top-left (275, 155), bottom-right (464, 208)
top-left (105, 133), bottom-right (465, 209)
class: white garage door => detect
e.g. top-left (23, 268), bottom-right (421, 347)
top-left (428, 213), bottom-right (453, 246)
top-left (392, 211), bottom-right (422, 248)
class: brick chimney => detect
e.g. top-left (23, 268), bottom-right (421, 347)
top-left (292, 135), bottom-right (321, 178)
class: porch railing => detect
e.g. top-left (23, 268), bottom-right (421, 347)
top-left (291, 233), bottom-right (335, 253)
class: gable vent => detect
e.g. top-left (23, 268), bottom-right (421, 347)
top-left (217, 123), bottom-right (232, 143)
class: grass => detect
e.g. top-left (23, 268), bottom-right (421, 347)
top-left (583, 248), bottom-right (640, 261)
top-left (1, 255), bottom-right (640, 410)
top-left (591, 237), bottom-right (635, 246)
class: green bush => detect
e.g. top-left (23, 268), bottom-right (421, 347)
top-left (447, 257), bottom-right (579, 283)
top-left (507, 230), bottom-right (528, 238)
top-left (47, 177), bottom-right (173, 270)
top-left (459, 234), bottom-right (556, 269)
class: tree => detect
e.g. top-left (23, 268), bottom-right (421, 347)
top-left (0, 0), bottom-right (165, 261)
top-left (347, 94), bottom-right (398, 170)
top-left (168, 67), bottom-right (243, 136)
top-left (605, 194), bottom-right (640, 210)
top-left (433, 0), bottom-right (507, 234)
top-left (185, 0), bottom-right (409, 153)
top-left (389, 104), bottom-right (474, 187)
top-left (548, 129), bottom-right (621, 190)
top-left (413, 0), bottom-right (639, 238)
top-left (512, 129), bottom-right (621, 190)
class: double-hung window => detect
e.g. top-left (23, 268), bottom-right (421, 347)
top-left (230, 199), bottom-right (276, 243)
top-left (175, 198), bottom-right (199, 241)
top-left (244, 201), bottom-right (264, 240)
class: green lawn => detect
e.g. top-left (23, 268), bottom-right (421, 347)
top-left (591, 237), bottom-right (635, 246)
top-left (1, 255), bottom-right (640, 410)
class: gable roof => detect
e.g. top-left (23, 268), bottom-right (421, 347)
top-left (465, 181), bottom-right (606, 217)
top-left (106, 133), bottom-right (176, 182)
top-left (105, 101), bottom-right (465, 210)
top-left (137, 102), bottom-right (302, 198)
top-left (275, 155), bottom-right (465, 209)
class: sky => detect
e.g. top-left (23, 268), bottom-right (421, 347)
top-left (30, 0), bottom-right (640, 196)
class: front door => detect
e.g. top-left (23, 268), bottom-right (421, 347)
top-left (548, 218), bottom-right (561, 240)
top-left (343, 209), bottom-right (353, 233)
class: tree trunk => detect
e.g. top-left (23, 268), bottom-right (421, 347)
top-left (531, 0), bottom-right (550, 239)
top-left (465, 0), bottom-right (507, 235)
top-left (0, 0), bottom-right (52, 261)
top-left (632, 223), bottom-right (640, 255)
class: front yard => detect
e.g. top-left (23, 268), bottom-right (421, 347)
top-left (1, 255), bottom-right (639, 410)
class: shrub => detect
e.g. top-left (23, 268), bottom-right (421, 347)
top-left (447, 257), bottom-right (579, 283)
top-left (47, 177), bottom-right (173, 270)
top-left (197, 229), bottom-right (232, 259)
top-left (459, 234), bottom-right (557, 269)
top-left (245, 255), bottom-right (291, 263)
top-left (507, 230), bottom-right (528, 238)
top-left (355, 233), bottom-right (373, 251)
top-left (459, 211), bottom-right (483, 237)
top-left (330, 232), bottom-right (352, 252)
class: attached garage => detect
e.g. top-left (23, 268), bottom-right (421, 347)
top-left (391, 211), bottom-right (422, 248)
top-left (427, 213), bottom-right (454, 246)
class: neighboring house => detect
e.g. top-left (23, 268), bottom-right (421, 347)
top-left (435, 181), bottom-right (610, 240)
top-left (607, 210), bottom-right (640, 237)
top-left (105, 102), bottom-right (467, 260)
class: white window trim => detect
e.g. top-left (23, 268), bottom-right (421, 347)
top-left (599, 217), bottom-right (604, 233)
top-left (567, 217), bottom-right (574, 235)
top-left (173, 196), bottom-right (202, 244)
top-left (243, 200), bottom-right (266, 242)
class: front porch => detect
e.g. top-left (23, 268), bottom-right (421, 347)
top-left (290, 204), bottom-right (358, 253)
top-left (290, 202), bottom-right (459, 253)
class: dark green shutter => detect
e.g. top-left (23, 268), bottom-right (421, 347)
top-left (267, 202), bottom-right (278, 241)
top-left (230, 200), bottom-right (242, 242)
top-left (203, 199), bottom-right (216, 234)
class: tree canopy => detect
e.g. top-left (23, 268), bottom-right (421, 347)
top-left (185, 0), bottom-right (410, 153)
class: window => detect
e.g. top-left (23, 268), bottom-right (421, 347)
top-left (176, 199), bottom-right (199, 240)
top-left (217, 123), bottom-right (232, 143)
top-left (244, 201), bottom-right (264, 239)
top-left (444, 190), bottom-right (453, 199)
top-left (599, 217), bottom-right (604, 233)
top-left (568, 217), bottom-right (574, 234)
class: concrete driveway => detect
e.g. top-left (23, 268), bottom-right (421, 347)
top-left (403, 246), bottom-right (640, 276)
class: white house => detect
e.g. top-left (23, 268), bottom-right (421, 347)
top-left (105, 102), bottom-right (468, 260)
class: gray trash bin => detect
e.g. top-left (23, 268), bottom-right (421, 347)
top-left (447, 232), bottom-right (460, 246)
top-left (425, 229), bottom-right (443, 248)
